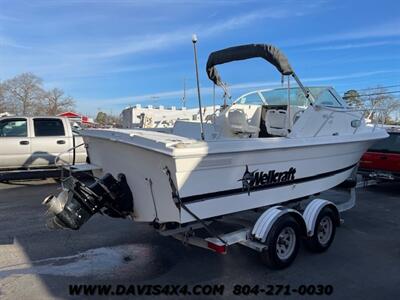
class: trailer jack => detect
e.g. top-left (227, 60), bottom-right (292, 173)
top-left (43, 173), bottom-right (133, 230)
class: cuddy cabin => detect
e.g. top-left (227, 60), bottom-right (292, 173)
top-left (172, 86), bottom-right (366, 141)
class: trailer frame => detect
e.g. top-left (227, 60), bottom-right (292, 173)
top-left (156, 184), bottom-right (357, 268)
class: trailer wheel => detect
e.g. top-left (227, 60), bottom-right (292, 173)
top-left (260, 215), bottom-right (300, 269)
top-left (305, 207), bottom-right (336, 253)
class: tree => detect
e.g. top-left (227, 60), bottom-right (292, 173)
top-left (364, 87), bottom-right (400, 123)
top-left (1, 73), bottom-right (77, 116)
top-left (0, 83), bottom-right (6, 113)
top-left (2, 73), bottom-right (45, 115)
top-left (95, 111), bottom-right (122, 127)
top-left (107, 114), bottom-right (122, 127)
top-left (41, 88), bottom-right (75, 115)
top-left (343, 89), bottom-right (362, 108)
top-left (95, 111), bottom-right (108, 125)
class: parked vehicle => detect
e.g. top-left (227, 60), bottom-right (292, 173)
top-left (0, 116), bottom-right (87, 181)
top-left (359, 127), bottom-right (400, 181)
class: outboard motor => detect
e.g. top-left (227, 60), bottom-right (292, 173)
top-left (43, 173), bottom-right (133, 230)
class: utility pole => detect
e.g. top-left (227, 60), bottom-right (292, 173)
top-left (182, 78), bottom-right (186, 108)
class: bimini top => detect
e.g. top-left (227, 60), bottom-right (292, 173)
top-left (206, 44), bottom-right (293, 87)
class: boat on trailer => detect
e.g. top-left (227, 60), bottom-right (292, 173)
top-left (43, 42), bottom-right (388, 269)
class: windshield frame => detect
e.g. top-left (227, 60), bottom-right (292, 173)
top-left (234, 86), bottom-right (346, 108)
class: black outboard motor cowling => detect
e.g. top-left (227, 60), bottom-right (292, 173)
top-left (43, 173), bottom-right (133, 230)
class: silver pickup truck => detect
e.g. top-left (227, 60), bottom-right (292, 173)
top-left (0, 116), bottom-right (87, 180)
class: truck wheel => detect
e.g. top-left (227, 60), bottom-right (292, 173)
top-left (305, 207), bottom-right (336, 253)
top-left (260, 215), bottom-right (300, 269)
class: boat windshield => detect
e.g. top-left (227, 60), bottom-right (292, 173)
top-left (235, 91), bottom-right (265, 105)
top-left (234, 87), bottom-right (346, 107)
top-left (260, 87), bottom-right (346, 108)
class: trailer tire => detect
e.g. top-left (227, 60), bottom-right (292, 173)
top-left (305, 207), bottom-right (336, 253)
top-left (260, 215), bottom-right (300, 269)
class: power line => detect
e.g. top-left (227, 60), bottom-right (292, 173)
top-left (356, 84), bottom-right (400, 92)
top-left (339, 84), bottom-right (400, 94)
top-left (343, 90), bottom-right (400, 99)
top-left (358, 91), bottom-right (400, 97)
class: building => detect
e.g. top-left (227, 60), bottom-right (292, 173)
top-left (57, 111), bottom-right (95, 127)
top-left (0, 112), bottom-right (14, 118)
top-left (121, 104), bottom-right (217, 129)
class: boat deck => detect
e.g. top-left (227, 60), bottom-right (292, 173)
top-left (81, 127), bottom-right (387, 157)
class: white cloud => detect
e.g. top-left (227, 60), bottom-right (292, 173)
top-left (0, 13), bottom-right (20, 22)
top-left (36, 0), bottom-right (261, 7)
top-left (0, 0), bottom-right (326, 80)
top-left (333, 19), bottom-right (400, 41)
top-left (87, 8), bottom-right (291, 59)
top-left (303, 70), bottom-right (400, 82)
top-left (0, 35), bottom-right (29, 49)
top-left (79, 69), bottom-right (400, 109)
top-left (284, 19), bottom-right (400, 47)
top-left (307, 40), bottom-right (400, 51)
top-left (1, 8), bottom-right (283, 80)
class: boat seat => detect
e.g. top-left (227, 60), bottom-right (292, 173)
top-left (228, 109), bottom-right (260, 137)
top-left (265, 109), bottom-right (288, 136)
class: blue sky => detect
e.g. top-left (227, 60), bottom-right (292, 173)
top-left (0, 0), bottom-right (399, 116)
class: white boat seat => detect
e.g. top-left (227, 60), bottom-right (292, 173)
top-left (265, 109), bottom-right (288, 136)
top-left (228, 109), bottom-right (260, 136)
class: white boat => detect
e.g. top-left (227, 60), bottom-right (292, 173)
top-left (44, 38), bottom-right (388, 268)
top-left (42, 43), bottom-right (388, 269)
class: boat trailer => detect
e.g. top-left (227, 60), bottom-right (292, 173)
top-left (155, 184), bottom-right (357, 269)
top-left (43, 163), bottom-right (359, 269)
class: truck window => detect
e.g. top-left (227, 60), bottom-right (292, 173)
top-left (369, 133), bottom-right (400, 154)
top-left (0, 119), bottom-right (28, 137)
top-left (34, 118), bottom-right (65, 137)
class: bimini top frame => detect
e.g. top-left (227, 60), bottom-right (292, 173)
top-left (205, 43), bottom-right (315, 104)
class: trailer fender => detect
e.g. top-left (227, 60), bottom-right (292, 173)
top-left (303, 199), bottom-right (340, 237)
top-left (252, 206), bottom-right (307, 243)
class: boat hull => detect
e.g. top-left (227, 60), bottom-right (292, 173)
top-left (83, 134), bottom-right (376, 224)
top-left (180, 163), bottom-right (354, 223)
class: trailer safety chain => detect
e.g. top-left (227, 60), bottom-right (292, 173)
top-left (181, 228), bottom-right (195, 246)
top-left (180, 203), bottom-right (227, 245)
top-left (163, 166), bottom-right (227, 245)
top-left (146, 178), bottom-right (159, 222)
top-left (162, 167), bottom-right (181, 206)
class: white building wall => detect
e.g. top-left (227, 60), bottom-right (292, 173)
top-left (121, 105), bottom-right (217, 129)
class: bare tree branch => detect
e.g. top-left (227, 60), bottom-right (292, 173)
top-left (1, 73), bottom-right (76, 116)
top-left (42, 88), bottom-right (76, 115)
top-left (0, 83), bottom-right (6, 113)
top-left (2, 73), bottom-right (45, 116)
top-left (363, 86), bottom-right (400, 123)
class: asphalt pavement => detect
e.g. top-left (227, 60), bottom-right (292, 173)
top-left (0, 179), bottom-right (399, 299)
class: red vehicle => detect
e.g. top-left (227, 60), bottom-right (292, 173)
top-left (359, 128), bottom-right (400, 181)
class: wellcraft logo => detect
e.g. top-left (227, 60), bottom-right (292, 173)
top-left (239, 165), bottom-right (296, 195)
